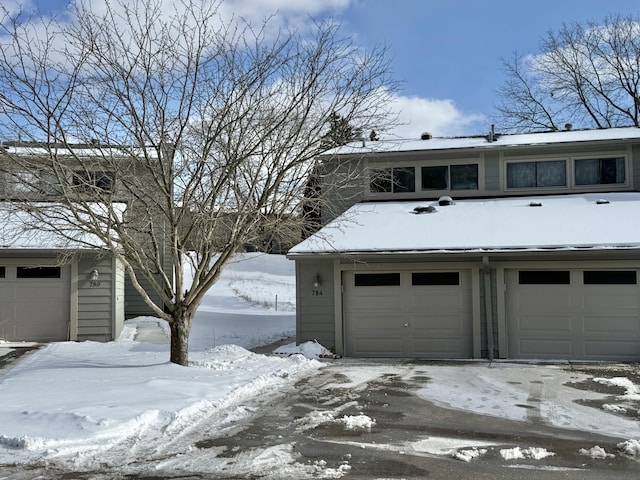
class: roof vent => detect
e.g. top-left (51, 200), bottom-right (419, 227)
top-left (421, 132), bottom-right (432, 140)
top-left (596, 198), bottom-right (610, 205)
top-left (529, 201), bottom-right (543, 207)
top-left (413, 205), bottom-right (436, 214)
top-left (438, 196), bottom-right (453, 206)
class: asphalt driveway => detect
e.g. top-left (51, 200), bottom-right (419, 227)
top-left (199, 359), bottom-right (640, 479)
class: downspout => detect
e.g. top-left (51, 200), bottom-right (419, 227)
top-left (482, 256), bottom-right (495, 361)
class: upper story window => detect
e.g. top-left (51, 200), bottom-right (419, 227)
top-left (506, 160), bottom-right (566, 189)
top-left (575, 157), bottom-right (625, 185)
top-left (370, 166), bottom-right (415, 193)
top-left (7, 171), bottom-right (60, 195)
top-left (73, 170), bottom-right (116, 193)
top-left (422, 164), bottom-right (478, 191)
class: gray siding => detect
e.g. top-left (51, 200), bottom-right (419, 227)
top-left (295, 261), bottom-right (336, 351)
top-left (77, 255), bottom-right (123, 341)
top-left (633, 144), bottom-right (640, 190)
top-left (484, 152), bottom-right (500, 191)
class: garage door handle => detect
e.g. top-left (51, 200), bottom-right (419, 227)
top-left (404, 322), bottom-right (409, 327)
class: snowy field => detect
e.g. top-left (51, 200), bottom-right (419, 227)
top-left (0, 252), bottom-right (639, 477)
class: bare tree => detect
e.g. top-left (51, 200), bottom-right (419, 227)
top-left (0, 0), bottom-right (396, 365)
top-left (496, 14), bottom-right (640, 132)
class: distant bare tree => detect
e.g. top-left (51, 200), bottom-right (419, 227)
top-left (496, 14), bottom-right (640, 132)
top-left (0, 0), bottom-right (397, 365)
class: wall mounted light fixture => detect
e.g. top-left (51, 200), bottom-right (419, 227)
top-left (313, 274), bottom-right (322, 288)
top-left (90, 269), bottom-right (100, 281)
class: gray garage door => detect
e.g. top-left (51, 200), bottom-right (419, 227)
top-left (507, 269), bottom-right (640, 361)
top-left (343, 270), bottom-right (473, 358)
top-left (0, 265), bottom-right (70, 342)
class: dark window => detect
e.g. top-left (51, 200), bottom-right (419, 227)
top-left (412, 272), bottom-right (460, 285)
top-left (450, 164), bottom-right (479, 190)
top-left (17, 266), bottom-right (61, 279)
top-left (584, 270), bottom-right (637, 285)
top-left (507, 161), bottom-right (566, 188)
top-left (370, 168), bottom-right (392, 193)
top-left (393, 167), bottom-right (415, 193)
top-left (422, 165), bottom-right (449, 190)
top-left (575, 158), bottom-right (625, 185)
top-left (422, 164), bottom-right (478, 191)
top-left (0, 266), bottom-right (5, 278)
top-left (519, 270), bottom-right (570, 285)
top-left (73, 170), bottom-right (115, 193)
top-left (354, 273), bottom-right (401, 287)
top-left (369, 167), bottom-right (415, 193)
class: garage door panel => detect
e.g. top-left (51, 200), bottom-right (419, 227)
top-left (517, 339), bottom-right (574, 356)
top-left (0, 265), bottom-right (70, 342)
top-left (344, 270), bottom-right (472, 358)
top-left (584, 315), bottom-right (640, 334)
top-left (412, 337), bottom-right (471, 357)
top-left (583, 292), bottom-right (639, 310)
top-left (507, 269), bottom-right (640, 361)
top-left (349, 292), bottom-right (402, 312)
top-left (16, 284), bottom-right (68, 300)
top-left (514, 291), bottom-right (573, 312)
top-left (410, 314), bottom-right (469, 332)
top-left (350, 337), bottom-right (404, 357)
top-left (585, 341), bottom-right (640, 358)
top-left (516, 314), bottom-right (573, 332)
top-left (407, 291), bottom-right (466, 311)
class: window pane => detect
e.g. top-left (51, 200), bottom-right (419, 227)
top-left (584, 271), bottom-right (637, 285)
top-left (17, 266), bottom-right (61, 279)
top-left (450, 164), bottom-right (478, 190)
top-left (370, 168), bottom-right (392, 193)
top-left (422, 166), bottom-right (449, 190)
top-left (393, 167), bottom-right (415, 193)
top-left (95, 171), bottom-right (116, 192)
top-left (354, 273), bottom-right (401, 286)
top-left (519, 270), bottom-right (570, 284)
top-left (575, 158), bottom-right (625, 185)
top-left (507, 162), bottom-right (535, 188)
top-left (507, 161), bottom-right (566, 188)
top-left (0, 266), bottom-right (5, 278)
top-left (412, 272), bottom-right (460, 285)
top-left (536, 160), bottom-right (566, 187)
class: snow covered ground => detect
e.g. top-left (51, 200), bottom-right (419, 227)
top-left (0, 253), bottom-right (320, 471)
top-left (0, 252), bottom-right (639, 477)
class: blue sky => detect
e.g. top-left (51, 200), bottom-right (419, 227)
top-left (21, 0), bottom-right (640, 137)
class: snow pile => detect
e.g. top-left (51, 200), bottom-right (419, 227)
top-left (274, 340), bottom-right (337, 359)
top-left (579, 446), bottom-right (615, 459)
top-left (594, 377), bottom-right (640, 401)
top-left (603, 404), bottom-right (628, 413)
top-left (338, 414), bottom-right (376, 430)
top-left (500, 447), bottom-right (556, 460)
top-left (453, 447), bottom-right (487, 462)
top-left (618, 439), bottom-right (640, 459)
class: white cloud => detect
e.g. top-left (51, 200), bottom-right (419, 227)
top-left (387, 94), bottom-right (486, 139)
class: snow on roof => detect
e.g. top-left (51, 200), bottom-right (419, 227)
top-left (289, 193), bottom-right (640, 255)
top-left (322, 127), bottom-right (640, 155)
top-left (0, 203), bottom-right (125, 250)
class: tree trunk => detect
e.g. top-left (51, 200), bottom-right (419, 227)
top-left (169, 315), bottom-right (192, 366)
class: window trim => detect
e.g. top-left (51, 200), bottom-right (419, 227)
top-left (505, 158), bottom-right (568, 190)
top-left (502, 152), bottom-right (629, 192)
top-left (367, 160), bottom-right (482, 197)
top-left (572, 154), bottom-right (629, 189)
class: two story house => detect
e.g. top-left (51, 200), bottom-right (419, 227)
top-left (288, 126), bottom-right (640, 361)
top-left (0, 142), bottom-right (171, 343)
